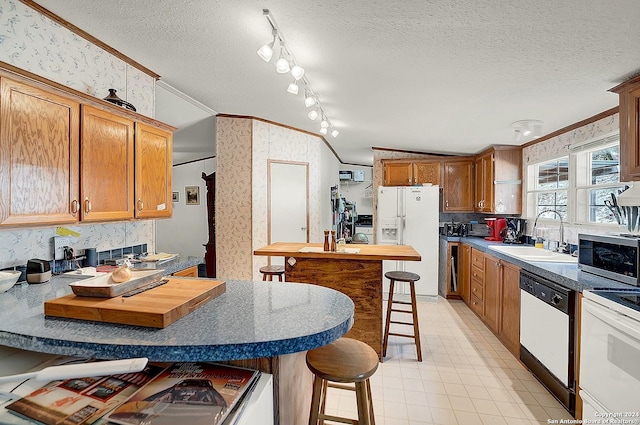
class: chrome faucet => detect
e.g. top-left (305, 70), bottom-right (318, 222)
top-left (532, 209), bottom-right (568, 253)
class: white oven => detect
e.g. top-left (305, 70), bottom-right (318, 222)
top-left (580, 290), bottom-right (640, 423)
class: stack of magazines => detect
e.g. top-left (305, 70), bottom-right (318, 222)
top-left (2, 362), bottom-right (260, 425)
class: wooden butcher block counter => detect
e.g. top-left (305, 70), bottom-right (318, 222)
top-left (254, 242), bottom-right (421, 360)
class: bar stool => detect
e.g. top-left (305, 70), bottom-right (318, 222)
top-left (259, 265), bottom-right (284, 281)
top-left (382, 271), bottom-right (422, 361)
top-left (307, 337), bottom-right (378, 425)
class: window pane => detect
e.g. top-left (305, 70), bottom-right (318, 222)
top-left (591, 146), bottom-right (619, 185)
top-left (589, 186), bottom-right (626, 224)
top-left (537, 158), bottom-right (569, 189)
top-left (536, 191), bottom-right (568, 220)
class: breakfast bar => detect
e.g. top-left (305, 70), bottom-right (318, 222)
top-left (0, 277), bottom-right (354, 425)
top-left (254, 242), bottom-right (421, 360)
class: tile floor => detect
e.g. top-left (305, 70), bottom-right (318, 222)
top-left (322, 297), bottom-right (574, 425)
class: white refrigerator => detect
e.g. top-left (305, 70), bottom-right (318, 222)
top-left (377, 185), bottom-right (439, 299)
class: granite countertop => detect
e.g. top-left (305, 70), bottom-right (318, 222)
top-left (0, 276), bottom-right (354, 362)
top-left (440, 234), bottom-right (635, 292)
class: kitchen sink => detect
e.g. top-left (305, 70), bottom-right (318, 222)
top-left (488, 245), bottom-right (578, 263)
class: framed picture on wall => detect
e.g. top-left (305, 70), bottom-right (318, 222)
top-left (185, 186), bottom-right (200, 205)
top-left (172, 192), bottom-right (179, 202)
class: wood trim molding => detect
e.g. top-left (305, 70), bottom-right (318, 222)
top-left (21, 0), bottom-right (160, 80)
top-left (0, 61), bottom-right (174, 131)
top-left (372, 146), bottom-right (456, 157)
top-left (520, 106), bottom-right (619, 149)
top-left (217, 113), bottom-right (344, 163)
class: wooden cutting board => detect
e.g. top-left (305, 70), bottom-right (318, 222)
top-left (44, 277), bottom-right (225, 328)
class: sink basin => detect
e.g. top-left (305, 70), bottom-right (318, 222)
top-left (488, 245), bottom-right (577, 263)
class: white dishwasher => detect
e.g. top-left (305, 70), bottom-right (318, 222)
top-left (519, 270), bottom-right (576, 415)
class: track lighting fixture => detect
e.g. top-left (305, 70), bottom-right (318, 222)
top-left (275, 49), bottom-right (290, 73)
top-left (291, 65), bottom-right (305, 80)
top-left (287, 80), bottom-right (299, 95)
top-left (257, 29), bottom-right (278, 62)
top-left (304, 90), bottom-right (316, 108)
top-left (257, 9), bottom-right (340, 139)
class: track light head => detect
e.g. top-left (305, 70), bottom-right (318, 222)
top-left (320, 119), bottom-right (329, 129)
top-left (257, 30), bottom-right (278, 62)
top-left (331, 129), bottom-right (339, 138)
top-left (291, 65), bottom-right (305, 80)
top-left (319, 127), bottom-right (328, 135)
top-left (308, 109), bottom-right (319, 120)
top-left (304, 93), bottom-right (316, 108)
top-left (287, 80), bottom-right (299, 95)
top-left (275, 49), bottom-right (290, 73)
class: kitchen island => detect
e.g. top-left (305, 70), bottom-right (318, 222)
top-left (0, 277), bottom-right (354, 425)
top-left (254, 242), bottom-right (421, 360)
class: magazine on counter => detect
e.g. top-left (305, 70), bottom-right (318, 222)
top-left (106, 362), bottom-right (260, 425)
top-left (4, 363), bottom-right (166, 425)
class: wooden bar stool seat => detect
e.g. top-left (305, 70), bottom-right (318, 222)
top-left (307, 337), bottom-right (378, 425)
top-left (259, 265), bottom-right (284, 281)
top-left (383, 270), bottom-right (422, 361)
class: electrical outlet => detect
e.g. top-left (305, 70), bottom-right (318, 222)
top-left (53, 236), bottom-right (72, 260)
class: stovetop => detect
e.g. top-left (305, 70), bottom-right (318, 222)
top-left (584, 288), bottom-right (640, 321)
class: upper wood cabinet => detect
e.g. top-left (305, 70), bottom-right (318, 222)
top-left (610, 75), bottom-right (640, 182)
top-left (0, 77), bottom-right (80, 226)
top-left (0, 66), bottom-right (175, 228)
top-left (443, 159), bottom-right (474, 212)
top-left (80, 105), bottom-right (135, 222)
top-left (134, 123), bottom-right (173, 219)
top-left (474, 146), bottom-right (522, 214)
top-left (383, 160), bottom-right (440, 186)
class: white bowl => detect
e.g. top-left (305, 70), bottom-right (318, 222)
top-left (0, 270), bottom-right (21, 293)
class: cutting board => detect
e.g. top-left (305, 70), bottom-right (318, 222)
top-left (44, 277), bottom-right (226, 328)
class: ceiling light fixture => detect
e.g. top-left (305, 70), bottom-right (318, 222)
top-left (287, 80), bottom-right (299, 95)
top-left (512, 120), bottom-right (543, 143)
top-left (258, 9), bottom-right (339, 138)
top-left (304, 89), bottom-right (316, 107)
top-left (257, 29), bottom-right (278, 62)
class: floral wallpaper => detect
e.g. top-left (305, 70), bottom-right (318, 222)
top-left (216, 116), bottom-right (326, 281)
top-left (0, 0), bottom-right (154, 115)
top-left (0, 0), bottom-right (158, 268)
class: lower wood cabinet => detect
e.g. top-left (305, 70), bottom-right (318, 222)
top-left (464, 246), bottom-right (520, 356)
top-left (499, 261), bottom-right (521, 355)
top-left (459, 244), bottom-right (471, 304)
top-left (172, 265), bottom-right (198, 277)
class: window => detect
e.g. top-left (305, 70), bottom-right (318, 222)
top-left (526, 132), bottom-right (622, 226)
top-left (527, 157), bottom-right (569, 221)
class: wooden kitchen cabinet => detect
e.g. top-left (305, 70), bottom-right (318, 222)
top-left (0, 77), bottom-right (80, 226)
top-left (610, 75), bottom-right (640, 182)
top-left (439, 241), bottom-right (461, 299)
top-left (383, 160), bottom-right (440, 186)
top-left (80, 105), bottom-right (135, 222)
top-left (483, 253), bottom-right (501, 334)
top-left (458, 243), bottom-right (471, 304)
top-left (134, 123), bottom-right (173, 219)
top-left (173, 265), bottom-right (198, 277)
top-left (443, 159), bottom-right (474, 211)
top-left (0, 65), bottom-right (175, 227)
top-left (499, 261), bottom-right (521, 356)
top-left (474, 146), bottom-right (522, 214)
top-left (470, 248), bottom-right (485, 317)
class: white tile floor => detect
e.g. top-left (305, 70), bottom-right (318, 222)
top-left (322, 297), bottom-right (574, 425)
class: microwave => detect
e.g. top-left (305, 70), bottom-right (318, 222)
top-left (578, 233), bottom-right (640, 286)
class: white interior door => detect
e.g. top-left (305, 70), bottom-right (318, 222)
top-left (269, 161), bottom-right (309, 265)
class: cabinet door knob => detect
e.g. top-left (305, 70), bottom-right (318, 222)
top-left (84, 197), bottom-right (91, 215)
top-left (408, 178), bottom-right (411, 184)
top-left (137, 199), bottom-right (144, 212)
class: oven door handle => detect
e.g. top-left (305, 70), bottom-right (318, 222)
top-left (583, 299), bottom-right (640, 341)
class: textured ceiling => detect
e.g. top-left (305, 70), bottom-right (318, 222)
top-left (34, 0), bottom-right (640, 165)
